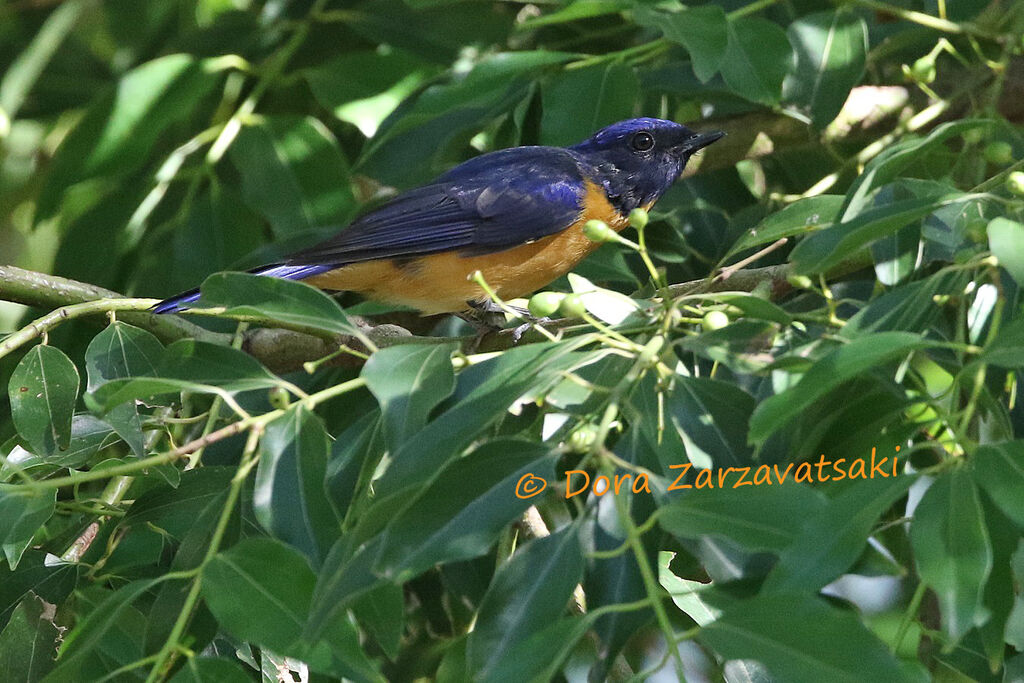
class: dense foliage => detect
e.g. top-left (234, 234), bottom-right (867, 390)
top-left (2, 0), bottom-right (1024, 680)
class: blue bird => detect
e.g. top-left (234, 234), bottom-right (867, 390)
top-left (153, 118), bottom-right (723, 316)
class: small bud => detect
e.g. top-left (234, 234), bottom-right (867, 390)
top-left (786, 274), bottom-right (814, 289)
top-left (559, 293), bottom-right (587, 318)
top-left (583, 219), bottom-right (619, 243)
top-left (910, 56), bottom-right (936, 84)
top-left (268, 386), bottom-right (291, 410)
top-left (702, 310), bottom-right (729, 332)
top-left (568, 424), bottom-right (599, 452)
top-left (1007, 171), bottom-right (1024, 197)
top-left (628, 207), bottom-right (649, 230)
top-left (984, 141), bottom-right (1013, 165)
top-left (528, 291), bottom-right (565, 318)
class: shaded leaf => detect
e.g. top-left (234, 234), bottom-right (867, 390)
top-left (910, 468), bottom-right (992, 643)
top-left (721, 17), bottom-right (792, 106)
top-left (973, 440), bottom-right (1024, 527)
top-left (988, 217), bottom-right (1024, 288)
top-left (640, 6), bottom-right (727, 82)
top-left (540, 63), bottom-right (639, 146)
top-left (783, 10), bottom-right (867, 129)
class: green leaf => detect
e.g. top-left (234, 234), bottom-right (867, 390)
top-left (519, 0), bottom-right (629, 28)
top-left (360, 51), bottom-right (576, 187)
top-left (50, 579), bottom-right (158, 680)
top-left (783, 10), bottom-right (867, 129)
top-left (373, 439), bottom-right (557, 580)
top-left (467, 525), bottom-right (585, 680)
top-left (910, 468), bottom-right (992, 643)
top-left (361, 343), bottom-right (457, 451)
top-left (639, 6), bottom-right (727, 82)
top-left (988, 217), bottom-right (1024, 288)
top-left (351, 583), bottom-right (405, 661)
top-left (540, 63), bottom-right (639, 146)
top-left (202, 537), bottom-right (381, 681)
top-left (84, 322), bottom-right (163, 456)
top-left (765, 473), bottom-right (915, 592)
top-left (700, 593), bottom-right (909, 682)
top-left (721, 17), bottom-right (792, 106)
top-left (196, 271), bottom-right (364, 338)
top-left (88, 339), bottom-right (282, 411)
top-left (9, 345), bottom-right (80, 455)
top-left (841, 119), bottom-right (993, 219)
top-left (0, 551), bottom-right (78, 631)
top-left (728, 195), bottom-right (844, 256)
top-left (122, 467), bottom-right (234, 538)
top-left (228, 115), bottom-right (357, 238)
top-left (659, 482), bottom-right (827, 553)
top-left (791, 195), bottom-right (951, 276)
top-left (168, 657), bottom-right (253, 683)
top-left (871, 219), bottom-right (922, 286)
top-left (973, 440), bottom-right (1024, 527)
top-left (254, 405), bottom-right (338, 564)
top-left (749, 332), bottom-right (927, 444)
top-left (667, 377), bottom-right (755, 468)
top-left (0, 596), bottom-right (59, 681)
top-left (36, 54), bottom-right (222, 221)
top-left (0, 485), bottom-right (55, 550)
top-left (370, 342), bottom-right (590, 502)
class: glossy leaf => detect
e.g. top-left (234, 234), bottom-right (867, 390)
top-left (254, 405), bottom-right (338, 564)
top-left (0, 485), bottom-right (55, 548)
top-left (659, 483), bottom-right (827, 553)
top-left (8, 345), bottom-right (80, 455)
top-left (196, 271), bottom-right (364, 338)
top-left (467, 525), bottom-right (585, 680)
top-left (373, 439), bottom-right (557, 580)
top-left (84, 322), bottom-right (163, 456)
top-left (362, 342), bottom-right (457, 451)
top-left (728, 195), bottom-right (844, 256)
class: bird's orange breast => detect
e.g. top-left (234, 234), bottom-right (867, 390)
top-left (303, 181), bottom-right (629, 314)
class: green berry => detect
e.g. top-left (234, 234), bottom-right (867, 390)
top-left (628, 207), bottom-right (649, 230)
top-left (568, 424), bottom-right (599, 452)
top-left (528, 291), bottom-right (565, 318)
top-left (702, 310), bottom-right (729, 331)
top-left (559, 293), bottom-right (588, 318)
top-left (984, 141), bottom-right (1013, 165)
top-left (583, 219), bottom-right (618, 243)
top-left (268, 386), bottom-right (291, 410)
top-left (910, 56), bottom-right (936, 84)
top-left (1007, 171), bottom-right (1024, 197)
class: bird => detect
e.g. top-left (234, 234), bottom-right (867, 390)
top-left (152, 117), bottom-right (724, 320)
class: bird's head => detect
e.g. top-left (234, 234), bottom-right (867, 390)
top-left (570, 117), bottom-right (724, 214)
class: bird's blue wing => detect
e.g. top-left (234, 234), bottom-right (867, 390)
top-left (285, 147), bottom-right (587, 265)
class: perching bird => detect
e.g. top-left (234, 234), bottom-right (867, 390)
top-left (153, 117), bottom-right (723, 317)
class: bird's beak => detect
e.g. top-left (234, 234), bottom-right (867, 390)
top-left (677, 130), bottom-right (726, 153)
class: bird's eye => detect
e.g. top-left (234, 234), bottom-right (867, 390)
top-left (630, 131), bottom-right (655, 152)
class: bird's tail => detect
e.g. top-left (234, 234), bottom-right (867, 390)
top-left (150, 263), bottom-right (337, 314)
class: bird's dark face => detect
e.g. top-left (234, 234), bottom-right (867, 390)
top-left (570, 117), bottom-right (725, 214)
